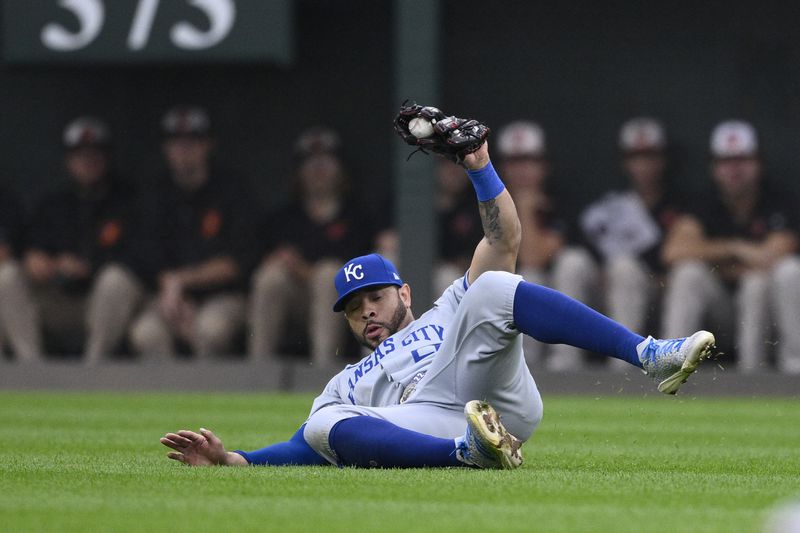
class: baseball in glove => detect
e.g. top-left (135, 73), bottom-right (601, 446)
top-left (393, 101), bottom-right (490, 165)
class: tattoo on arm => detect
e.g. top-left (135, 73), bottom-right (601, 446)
top-left (479, 199), bottom-right (503, 243)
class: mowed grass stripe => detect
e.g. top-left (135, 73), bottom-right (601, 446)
top-left (0, 392), bottom-right (797, 533)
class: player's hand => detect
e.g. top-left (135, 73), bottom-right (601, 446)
top-left (269, 246), bottom-right (311, 283)
top-left (55, 254), bottom-right (91, 280)
top-left (160, 428), bottom-right (230, 466)
top-left (462, 142), bottom-right (490, 171)
top-left (158, 273), bottom-right (185, 323)
top-left (728, 239), bottom-right (774, 269)
top-left (24, 251), bottom-right (57, 283)
top-left (374, 229), bottom-right (399, 260)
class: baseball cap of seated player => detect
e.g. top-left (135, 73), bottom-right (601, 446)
top-left (710, 120), bottom-right (758, 158)
top-left (161, 106), bottom-right (212, 138)
top-left (333, 253), bottom-right (404, 312)
top-left (294, 126), bottom-right (341, 158)
top-left (63, 116), bottom-right (111, 150)
top-left (619, 117), bottom-right (666, 153)
top-left (496, 121), bottom-right (546, 159)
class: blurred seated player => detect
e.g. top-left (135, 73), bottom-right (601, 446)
top-left (494, 121), bottom-right (590, 370)
top-left (574, 118), bottom-right (685, 369)
top-left (0, 185), bottom-right (41, 361)
top-left (162, 136), bottom-right (716, 470)
top-left (248, 127), bottom-right (373, 364)
top-left (129, 106), bottom-right (256, 359)
top-left (376, 157), bottom-right (485, 298)
top-left (661, 120), bottom-right (800, 373)
top-left (22, 117), bottom-right (143, 361)
top-left (432, 158), bottom-right (484, 296)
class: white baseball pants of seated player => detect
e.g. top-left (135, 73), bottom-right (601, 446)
top-left (525, 251), bottom-right (660, 372)
top-left (661, 257), bottom-right (800, 373)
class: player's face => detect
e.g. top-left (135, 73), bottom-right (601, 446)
top-left (343, 284), bottom-right (413, 350)
top-left (299, 153), bottom-right (343, 197)
top-left (500, 158), bottom-right (549, 193)
top-left (163, 137), bottom-right (214, 190)
top-left (623, 152), bottom-right (666, 189)
top-left (65, 147), bottom-right (108, 186)
top-left (712, 156), bottom-right (761, 198)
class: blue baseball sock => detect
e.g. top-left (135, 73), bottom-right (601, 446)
top-left (234, 424), bottom-right (329, 466)
top-left (512, 280), bottom-right (644, 367)
top-left (328, 416), bottom-right (465, 468)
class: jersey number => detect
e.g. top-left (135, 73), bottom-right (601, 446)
top-left (411, 343), bottom-right (441, 363)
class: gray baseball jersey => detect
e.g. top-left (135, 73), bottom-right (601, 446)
top-left (304, 271), bottom-right (544, 465)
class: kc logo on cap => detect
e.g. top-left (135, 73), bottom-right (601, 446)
top-left (343, 262), bottom-right (365, 282)
top-left (333, 253), bottom-right (404, 312)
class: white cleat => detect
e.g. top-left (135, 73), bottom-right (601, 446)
top-left (637, 330), bottom-right (716, 395)
top-left (458, 400), bottom-right (523, 469)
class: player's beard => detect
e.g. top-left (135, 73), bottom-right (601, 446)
top-left (357, 295), bottom-right (408, 350)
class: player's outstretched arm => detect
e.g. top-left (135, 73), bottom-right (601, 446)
top-left (392, 103), bottom-right (519, 283)
top-left (160, 428), bottom-right (248, 466)
top-left (462, 143), bottom-right (521, 284)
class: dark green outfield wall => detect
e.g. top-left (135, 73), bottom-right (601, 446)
top-left (1, 0), bottom-right (799, 215)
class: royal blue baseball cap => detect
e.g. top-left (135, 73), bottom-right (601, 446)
top-left (333, 253), bottom-right (404, 312)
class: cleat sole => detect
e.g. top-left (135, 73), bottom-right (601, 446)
top-left (464, 400), bottom-right (524, 469)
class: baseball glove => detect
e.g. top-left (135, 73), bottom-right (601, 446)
top-left (393, 102), bottom-right (490, 164)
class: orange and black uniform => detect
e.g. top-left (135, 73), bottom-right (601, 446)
top-left (136, 169), bottom-right (257, 298)
top-left (26, 178), bottom-right (139, 288)
top-left (262, 200), bottom-right (374, 265)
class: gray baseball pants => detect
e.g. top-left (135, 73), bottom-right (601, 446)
top-left (303, 271), bottom-right (544, 465)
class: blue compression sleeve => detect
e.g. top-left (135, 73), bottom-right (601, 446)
top-left (328, 416), bottom-right (464, 468)
top-left (512, 280), bottom-right (644, 367)
top-left (234, 424), bottom-right (329, 466)
top-left (466, 161), bottom-right (505, 202)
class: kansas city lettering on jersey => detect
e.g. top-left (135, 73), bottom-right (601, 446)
top-left (346, 323), bottom-right (445, 404)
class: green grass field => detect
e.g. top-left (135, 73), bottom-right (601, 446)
top-left (0, 391), bottom-right (797, 532)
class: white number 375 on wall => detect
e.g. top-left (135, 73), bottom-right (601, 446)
top-left (41, 0), bottom-right (236, 52)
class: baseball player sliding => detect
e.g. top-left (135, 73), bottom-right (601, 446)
top-left (161, 104), bottom-right (716, 469)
